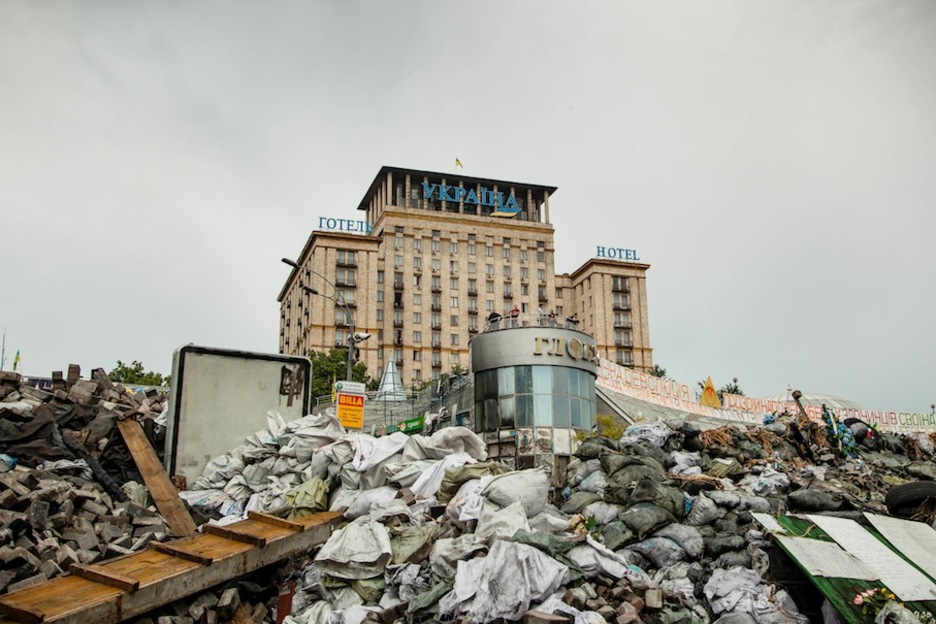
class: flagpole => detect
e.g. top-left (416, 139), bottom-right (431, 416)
top-left (1, 329), bottom-right (6, 370)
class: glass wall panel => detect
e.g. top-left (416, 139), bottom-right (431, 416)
top-left (500, 396), bottom-right (515, 428)
top-left (516, 395), bottom-right (533, 427)
top-left (534, 395), bottom-right (552, 426)
top-left (568, 369), bottom-right (581, 398)
top-left (571, 399), bottom-right (582, 428)
top-left (553, 396), bottom-right (570, 427)
top-left (515, 366), bottom-right (533, 394)
top-left (484, 398), bottom-right (498, 432)
top-left (552, 368), bottom-right (569, 395)
top-left (532, 366), bottom-right (551, 395)
top-left (498, 367), bottom-right (515, 397)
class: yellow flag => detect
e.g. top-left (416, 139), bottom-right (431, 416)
top-left (455, 157), bottom-right (463, 169)
top-left (12, 350), bottom-right (20, 372)
top-left (700, 375), bottom-right (721, 408)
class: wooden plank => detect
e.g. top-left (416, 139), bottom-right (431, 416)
top-left (149, 541), bottom-right (214, 566)
top-left (247, 511), bottom-right (305, 532)
top-left (0, 512), bottom-right (341, 624)
top-left (202, 524), bottom-right (266, 547)
top-left (116, 419), bottom-right (196, 537)
top-left (69, 564), bottom-right (139, 592)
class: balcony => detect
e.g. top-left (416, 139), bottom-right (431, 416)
top-left (335, 320), bottom-right (350, 328)
top-left (431, 341), bottom-right (441, 349)
top-left (539, 293), bottom-right (548, 302)
top-left (393, 281), bottom-right (405, 291)
top-left (614, 321), bottom-right (632, 329)
top-left (612, 303), bottom-right (631, 311)
top-left (615, 340), bottom-right (633, 347)
top-left (431, 303), bottom-right (442, 312)
top-left (395, 359), bottom-right (403, 369)
top-left (503, 292), bottom-right (513, 299)
top-left (468, 327), bottom-right (478, 334)
top-left (431, 323), bottom-right (442, 331)
top-left (612, 281), bottom-right (630, 293)
top-left (467, 288), bottom-right (478, 296)
top-left (335, 279), bottom-right (356, 288)
top-left (336, 259), bottom-right (357, 268)
top-left (467, 308), bottom-right (477, 315)
top-left (431, 285), bottom-right (442, 293)
top-left (393, 319), bottom-right (404, 327)
top-left (432, 361), bottom-right (442, 369)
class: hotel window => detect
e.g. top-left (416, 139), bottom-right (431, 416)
top-left (432, 312), bottom-right (441, 327)
top-left (485, 245), bottom-right (493, 257)
top-left (336, 268), bottom-right (356, 286)
top-left (468, 262), bottom-right (476, 274)
top-left (394, 272), bottom-right (403, 288)
top-left (614, 311), bottom-right (630, 326)
top-left (538, 269), bottom-right (546, 281)
top-left (413, 293), bottom-right (422, 305)
top-left (486, 281), bottom-right (495, 293)
top-left (393, 310), bottom-right (403, 325)
top-left (520, 267), bottom-right (529, 280)
top-left (468, 278), bottom-right (477, 292)
top-left (413, 257), bottom-right (422, 271)
top-left (341, 289), bottom-right (355, 305)
top-left (414, 369), bottom-right (422, 381)
top-left (450, 260), bottom-right (459, 273)
top-left (432, 332), bottom-right (441, 346)
top-left (538, 250), bottom-right (546, 262)
top-left (450, 278), bottom-right (459, 290)
top-left (614, 293), bottom-right (630, 308)
top-left (450, 297), bottom-right (459, 308)
top-left (504, 284), bottom-right (513, 297)
top-left (394, 235), bottom-right (403, 250)
top-left (503, 237), bottom-right (511, 245)
top-left (432, 230), bottom-right (441, 238)
top-left (431, 240), bottom-right (441, 254)
top-left (450, 353), bottom-right (461, 366)
top-left (394, 226), bottom-right (404, 233)
top-left (450, 315), bottom-right (459, 326)
top-left (394, 255), bottom-right (403, 268)
top-left (450, 334), bottom-right (459, 346)
top-left (502, 248), bottom-right (511, 261)
top-left (486, 264), bottom-right (494, 277)
top-left (377, 290), bottom-right (384, 302)
top-left (432, 259), bottom-right (440, 273)
top-left (413, 350), bottom-right (422, 361)
top-left (338, 250), bottom-right (356, 265)
top-left (450, 241), bottom-right (459, 255)
top-left (486, 300), bottom-right (494, 312)
top-left (520, 249), bottom-right (528, 263)
top-left (467, 242), bottom-right (476, 255)
top-left (377, 347), bottom-right (384, 360)
top-left (521, 284), bottom-right (529, 295)
top-left (468, 298), bottom-right (477, 312)
top-left (413, 238), bottom-right (422, 252)
top-left (503, 265), bottom-right (511, 278)
top-left (556, 289), bottom-right (563, 299)
top-left (432, 353), bottom-right (441, 366)
top-left (377, 271), bottom-right (384, 284)
top-left (413, 331), bottom-right (422, 343)
top-left (413, 312), bottom-right (422, 324)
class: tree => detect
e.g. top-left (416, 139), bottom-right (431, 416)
top-left (108, 360), bottom-right (169, 386)
top-left (306, 348), bottom-right (373, 399)
top-left (648, 364), bottom-right (668, 379)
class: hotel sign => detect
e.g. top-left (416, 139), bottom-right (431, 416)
top-left (317, 217), bottom-right (373, 234)
top-left (597, 246), bottom-right (640, 261)
top-left (422, 182), bottom-right (521, 217)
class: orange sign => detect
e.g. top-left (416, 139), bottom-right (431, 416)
top-left (336, 392), bottom-right (365, 429)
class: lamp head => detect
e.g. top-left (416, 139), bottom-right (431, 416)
top-left (353, 332), bottom-right (372, 342)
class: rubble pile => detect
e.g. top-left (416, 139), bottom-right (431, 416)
top-left (181, 409), bottom-right (936, 624)
top-left (0, 368), bottom-right (170, 593)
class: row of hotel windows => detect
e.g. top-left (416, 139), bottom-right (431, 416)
top-left (392, 237), bottom-right (547, 262)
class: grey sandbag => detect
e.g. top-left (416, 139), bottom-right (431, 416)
top-left (561, 491), bottom-right (603, 514)
top-left (575, 438), bottom-right (619, 459)
top-left (653, 523), bottom-right (704, 559)
top-left (602, 452), bottom-right (666, 478)
top-left (630, 536), bottom-right (686, 568)
top-left (627, 477), bottom-right (687, 518)
top-left (605, 465), bottom-right (667, 506)
top-left (686, 493), bottom-right (726, 526)
top-left (705, 534), bottom-right (745, 556)
top-left (619, 502), bottom-right (676, 539)
top-left (600, 520), bottom-right (634, 550)
top-left (714, 550), bottom-right (752, 568)
top-left (787, 488), bottom-right (847, 512)
top-left (620, 440), bottom-right (675, 469)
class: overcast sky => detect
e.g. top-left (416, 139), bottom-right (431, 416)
top-left (2, 1), bottom-right (934, 413)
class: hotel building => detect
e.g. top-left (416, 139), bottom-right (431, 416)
top-left (278, 166), bottom-right (652, 387)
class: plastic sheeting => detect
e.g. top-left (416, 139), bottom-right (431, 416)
top-left (402, 427), bottom-right (487, 462)
top-left (481, 468), bottom-right (550, 517)
top-left (351, 432), bottom-right (410, 472)
top-left (410, 452), bottom-right (476, 499)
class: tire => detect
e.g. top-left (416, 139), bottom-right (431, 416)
top-left (885, 481), bottom-right (936, 517)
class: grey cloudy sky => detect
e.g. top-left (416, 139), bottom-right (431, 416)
top-left (2, 1), bottom-right (934, 412)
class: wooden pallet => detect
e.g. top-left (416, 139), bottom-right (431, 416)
top-left (0, 511), bottom-right (342, 624)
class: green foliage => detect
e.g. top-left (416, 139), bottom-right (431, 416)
top-left (306, 348), bottom-right (372, 398)
top-left (578, 414), bottom-right (627, 441)
top-left (108, 360), bottom-right (169, 386)
top-left (647, 364), bottom-right (668, 379)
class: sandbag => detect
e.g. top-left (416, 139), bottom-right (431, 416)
top-left (653, 523), bottom-right (704, 559)
top-left (430, 534), bottom-right (487, 581)
top-left (481, 468), bottom-right (549, 517)
top-left (582, 500), bottom-right (621, 526)
top-left (631, 536), bottom-right (687, 568)
top-left (315, 520), bottom-right (392, 580)
top-left (619, 502), bottom-right (676, 539)
top-left (285, 477), bottom-right (329, 519)
top-left (438, 461), bottom-right (512, 504)
top-left (475, 501), bottom-right (530, 545)
top-left (561, 491), bottom-right (603, 514)
top-left (686, 493), bottom-right (726, 526)
top-left (627, 477), bottom-right (687, 518)
top-left (344, 486), bottom-right (399, 520)
top-left (402, 427), bottom-right (487, 462)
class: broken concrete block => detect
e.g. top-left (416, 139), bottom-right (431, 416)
top-left (216, 588), bottom-right (240, 622)
top-left (7, 572), bottom-right (47, 593)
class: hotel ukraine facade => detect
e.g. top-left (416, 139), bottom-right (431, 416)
top-left (278, 166), bottom-right (653, 389)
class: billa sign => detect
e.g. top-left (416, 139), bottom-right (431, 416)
top-left (335, 381), bottom-right (366, 429)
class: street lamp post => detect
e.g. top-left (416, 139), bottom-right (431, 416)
top-left (282, 258), bottom-right (369, 381)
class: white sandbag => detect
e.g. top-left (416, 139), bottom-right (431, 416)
top-left (430, 534), bottom-right (487, 581)
top-left (343, 486), bottom-right (399, 520)
top-left (402, 427), bottom-right (487, 461)
top-left (567, 536), bottom-right (653, 587)
top-left (385, 459), bottom-right (437, 488)
top-left (578, 470), bottom-right (609, 496)
top-left (620, 421), bottom-right (674, 447)
top-left (475, 501), bottom-right (530, 545)
top-left (359, 453), bottom-right (405, 490)
top-left (410, 452), bottom-right (475, 499)
top-left (328, 487), bottom-right (360, 513)
top-left (438, 540), bottom-right (570, 624)
top-left (200, 454), bottom-right (245, 486)
top-left (481, 468), bottom-right (549, 517)
top-left (352, 432), bottom-right (410, 472)
top-left (315, 520), bottom-right (393, 580)
top-left (528, 505), bottom-right (572, 535)
top-left (582, 500), bottom-right (620, 526)
top-left (320, 435), bottom-right (362, 466)
top-left (445, 477), bottom-right (493, 524)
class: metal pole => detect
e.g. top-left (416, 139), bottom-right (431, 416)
top-left (346, 320), bottom-right (354, 381)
